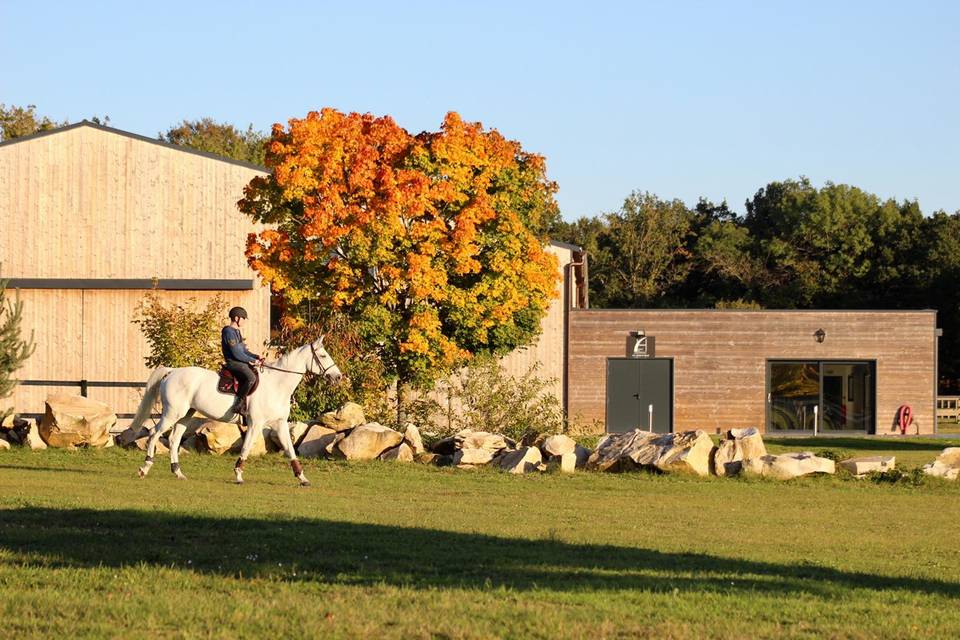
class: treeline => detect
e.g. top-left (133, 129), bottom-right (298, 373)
top-left (550, 179), bottom-right (960, 389)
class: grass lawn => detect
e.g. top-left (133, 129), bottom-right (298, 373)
top-left (1, 439), bottom-right (959, 639)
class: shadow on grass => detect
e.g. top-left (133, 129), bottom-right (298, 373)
top-left (765, 437), bottom-right (957, 452)
top-left (0, 464), bottom-right (97, 474)
top-left (1, 507), bottom-right (957, 599)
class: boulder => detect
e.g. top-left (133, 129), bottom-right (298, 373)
top-left (194, 420), bottom-right (242, 455)
top-left (380, 442), bottom-right (414, 462)
top-left (38, 395), bottom-right (116, 448)
top-left (839, 455), bottom-right (896, 477)
top-left (587, 431), bottom-right (650, 472)
top-left (23, 423), bottom-right (47, 450)
top-left (453, 448), bottom-right (497, 465)
top-left (573, 444), bottom-right (591, 468)
top-left (922, 448), bottom-right (960, 480)
top-left (336, 422), bottom-right (403, 461)
top-left (713, 427), bottom-right (767, 477)
top-left (297, 425), bottom-right (341, 458)
top-left (457, 431), bottom-right (508, 454)
top-left (403, 424), bottom-right (425, 455)
top-left (415, 452), bottom-right (440, 465)
top-left (266, 421), bottom-right (309, 452)
top-left (0, 415), bottom-right (32, 445)
top-left (117, 425), bottom-right (149, 448)
top-left (238, 425), bottom-right (268, 457)
top-left (497, 446), bottom-right (543, 474)
top-left (546, 452), bottom-right (576, 474)
top-left (133, 435), bottom-right (169, 455)
top-left (656, 431), bottom-right (715, 476)
top-left (180, 434), bottom-right (198, 453)
top-left (542, 434), bottom-right (576, 457)
top-left (519, 430), bottom-right (545, 448)
top-left (430, 435), bottom-right (458, 455)
top-left (743, 452), bottom-right (836, 480)
top-left (587, 430), bottom-right (715, 476)
top-left (320, 402), bottom-right (366, 432)
top-left (433, 454), bottom-right (455, 467)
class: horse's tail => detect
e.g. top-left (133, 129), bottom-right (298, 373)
top-left (130, 366), bottom-right (172, 432)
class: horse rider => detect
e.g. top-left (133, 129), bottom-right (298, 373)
top-left (222, 306), bottom-right (263, 422)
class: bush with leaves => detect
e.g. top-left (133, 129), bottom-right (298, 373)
top-left (440, 354), bottom-right (565, 441)
top-left (0, 272), bottom-right (35, 420)
top-left (275, 316), bottom-right (394, 424)
top-left (133, 294), bottom-right (226, 370)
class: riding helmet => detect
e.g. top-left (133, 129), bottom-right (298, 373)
top-left (228, 306), bottom-right (248, 320)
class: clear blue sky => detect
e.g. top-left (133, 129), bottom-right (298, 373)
top-left (3, 1), bottom-right (958, 219)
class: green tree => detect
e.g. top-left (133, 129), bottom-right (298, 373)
top-left (594, 192), bottom-right (694, 308)
top-left (0, 104), bottom-right (64, 141)
top-left (918, 211), bottom-right (960, 387)
top-left (0, 272), bottom-right (35, 420)
top-left (159, 118), bottom-right (267, 165)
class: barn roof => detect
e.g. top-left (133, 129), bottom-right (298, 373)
top-left (0, 120), bottom-right (268, 172)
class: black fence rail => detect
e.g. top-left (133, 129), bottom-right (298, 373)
top-left (19, 379), bottom-right (149, 420)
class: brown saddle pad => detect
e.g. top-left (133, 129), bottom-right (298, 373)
top-left (217, 366), bottom-right (260, 396)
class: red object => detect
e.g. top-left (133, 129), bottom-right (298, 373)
top-left (896, 404), bottom-right (913, 434)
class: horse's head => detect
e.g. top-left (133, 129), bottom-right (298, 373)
top-left (307, 337), bottom-right (343, 383)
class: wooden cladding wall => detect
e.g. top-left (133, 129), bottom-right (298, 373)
top-left (0, 124), bottom-right (272, 420)
top-left (497, 244), bottom-right (572, 405)
top-left (0, 125), bottom-right (266, 279)
top-left (568, 310), bottom-right (937, 434)
top-left (7, 288), bottom-right (270, 418)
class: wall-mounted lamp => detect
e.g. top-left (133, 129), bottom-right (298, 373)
top-left (814, 328), bottom-right (826, 343)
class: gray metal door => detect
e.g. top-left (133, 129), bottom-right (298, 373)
top-left (605, 358), bottom-right (673, 433)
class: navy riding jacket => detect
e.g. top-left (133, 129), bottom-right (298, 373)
top-left (221, 326), bottom-right (261, 364)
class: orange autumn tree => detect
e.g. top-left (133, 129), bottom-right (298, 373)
top-left (239, 109), bottom-right (561, 401)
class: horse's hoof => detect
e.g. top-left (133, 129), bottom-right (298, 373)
top-left (174, 473), bottom-right (187, 480)
top-left (299, 480), bottom-right (311, 488)
top-left (234, 478), bottom-right (244, 485)
top-left (137, 468), bottom-right (147, 478)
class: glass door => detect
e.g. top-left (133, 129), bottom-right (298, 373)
top-left (768, 362), bottom-right (820, 432)
top-left (767, 361), bottom-right (875, 434)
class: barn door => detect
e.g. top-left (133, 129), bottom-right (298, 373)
top-left (605, 358), bottom-right (673, 433)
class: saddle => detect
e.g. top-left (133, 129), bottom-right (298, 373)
top-left (217, 366), bottom-right (260, 397)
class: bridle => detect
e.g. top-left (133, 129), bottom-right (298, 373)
top-left (260, 343), bottom-right (336, 377)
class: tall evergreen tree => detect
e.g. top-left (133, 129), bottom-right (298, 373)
top-left (0, 273), bottom-right (35, 420)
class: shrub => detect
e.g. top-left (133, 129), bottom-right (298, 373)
top-left (441, 354), bottom-right (565, 441)
top-left (275, 317), bottom-right (392, 424)
top-left (867, 467), bottom-right (927, 486)
top-left (815, 448), bottom-right (854, 463)
top-left (133, 293), bottom-right (226, 370)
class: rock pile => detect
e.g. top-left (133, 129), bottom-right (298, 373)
top-left (0, 414), bottom-right (46, 450)
top-left (9, 397), bottom-right (957, 489)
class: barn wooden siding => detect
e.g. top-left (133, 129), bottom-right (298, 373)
top-left (567, 309), bottom-right (937, 434)
top-left (0, 123), bottom-right (270, 418)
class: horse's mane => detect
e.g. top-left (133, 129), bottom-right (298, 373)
top-left (269, 342), bottom-right (311, 372)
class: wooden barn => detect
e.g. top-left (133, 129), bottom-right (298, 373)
top-left (0, 121), bottom-right (270, 420)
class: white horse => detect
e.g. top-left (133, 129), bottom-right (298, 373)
top-left (128, 338), bottom-right (342, 486)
